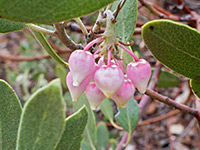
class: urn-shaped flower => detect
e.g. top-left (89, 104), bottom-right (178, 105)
top-left (94, 65), bottom-right (124, 98)
top-left (69, 50), bottom-right (95, 86)
top-left (127, 59), bottom-right (151, 93)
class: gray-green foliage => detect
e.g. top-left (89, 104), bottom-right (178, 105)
top-left (56, 106), bottom-right (88, 150)
top-left (55, 65), bottom-right (68, 89)
top-left (0, 19), bottom-right (26, 33)
top-left (16, 79), bottom-right (65, 150)
top-left (100, 99), bottom-right (114, 122)
top-left (0, 0), bottom-right (115, 24)
top-left (142, 19), bottom-right (200, 80)
top-left (142, 19), bottom-right (200, 98)
top-left (112, 0), bottom-right (138, 42)
top-left (97, 122), bottom-right (109, 150)
top-left (73, 93), bottom-right (96, 150)
top-left (152, 69), bottom-right (181, 88)
top-left (115, 97), bottom-right (139, 132)
top-left (0, 80), bottom-right (22, 150)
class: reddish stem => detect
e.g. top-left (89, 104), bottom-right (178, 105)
top-left (117, 43), bottom-right (138, 61)
top-left (116, 132), bottom-right (128, 150)
top-left (84, 37), bottom-right (103, 51)
top-left (107, 49), bottom-right (112, 67)
top-left (145, 89), bottom-right (200, 122)
top-left (93, 47), bottom-right (101, 56)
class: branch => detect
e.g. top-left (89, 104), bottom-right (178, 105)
top-left (113, 0), bottom-right (127, 22)
top-left (116, 132), bottom-right (128, 150)
top-left (66, 23), bottom-right (141, 35)
top-left (31, 29), bottom-right (69, 67)
top-left (138, 110), bottom-right (180, 126)
top-left (176, 0), bottom-right (191, 14)
top-left (139, 0), bottom-right (165, 18)
top-left (54, 23), bottom-right (84, 50)
top-left (145, 89), bottom-right (200, 122)
top-left (139, 0), bottom-right (184, 21)
top-left (0, 50), bottom-right (70, 62)
top-left (26, 24), bottom-right (57, 37)
top-left (74, 18), bottom-right (88, 37)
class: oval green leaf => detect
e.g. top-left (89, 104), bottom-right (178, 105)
top-left (0, 80), bottom-right (22, 150)
top-left (115, 97), bottom-right (139, 132)
top-left (191, 79), bottom-right (200, 98)
top-left (112, 0), bottom-right (138, 42)
top-left (56, 106), bottom-right (88, 150)
top-left (142, 20), bottom-right (200, 80)
top-left (152, 69), bottom-right (181, 88)
top-left (55, 65), bottom-right (68, 89)
top-left (100, 99), bottom-right (114, 122)
top-left (73, 93), bottom-right (96, 150)
top-left (0, 0), bottom-right (115, 24)
top-left (16, 79), bottom-right (65, 150)
top-left (0, 19), bottom-right (26, 33)
top-left (97, 122), bottom-right (109, 150)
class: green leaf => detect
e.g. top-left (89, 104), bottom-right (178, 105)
top-left (191, 79), bottom-right (200, 98)
top-left (0, 19), bottom-right (26, 33)
top-left (81, 141), bottom-right (91, 150)
top-left (0, 80), bottom-right (22, 150)
top-left (100, 99), bottom-right (114, 122)
top-left (56, 106), bottom-right (88, 150)
top-left (16, 79), bottom-right (65, 150)
top-left (0, 0), bottom-right (115, 24)
top-left (152, 69), bottom-right (181, 88)
top-left (31, 30), bottom-right (69, 67)
top-left (55, 65), bottom-right (68, 89)
top-left (63, 92), bottom-right (73, 110)
top-left (112, 0), bottom-right (138, 42)
top-left (109, 139), bottom-right (117, 150)
top-left (97, 122), bottom-right (109, 150)
top-left (115, 97), bottom-right (139, 132)
top-left (73, 93), bottom-right (96, 150)
top-left (142, 19), bottom-right (200, 80)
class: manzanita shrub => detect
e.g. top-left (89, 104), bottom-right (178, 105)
top-left (0, 0), bottom-right (200, 149)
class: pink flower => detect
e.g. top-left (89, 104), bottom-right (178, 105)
top-left (66, 72), bottom-right (90, 102)
top-left (112, 77), bottom-right (135, 107)
top-left (94, 65), bottom-right (124, 98)
top-left (127, 59), bottom-right (151, 93)
top-left (69, 50), bottom-right (95, 86)
top-left (85, 82), bottom-right (105, 110)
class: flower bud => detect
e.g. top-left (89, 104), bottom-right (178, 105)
top-left (66, 72), bottom-right (90, 102)
top-left (94, 65), bottom-right (124, 98)
top-left (112, 77), bottom-right (135, 107)
top-left (69, 50), bottom-right (95, 86)
top-left (85, 82), bottom-right (105, 110)
top-left (127, 59), bottom-right (151, 93)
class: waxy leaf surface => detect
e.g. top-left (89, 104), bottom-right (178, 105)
top-left (142, 20), bottom-right (200, 80)
top-left (0, 0), bottom-right (115, 24)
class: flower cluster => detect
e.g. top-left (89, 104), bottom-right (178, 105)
top-left (66, 11), bottom-right (151, 110)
